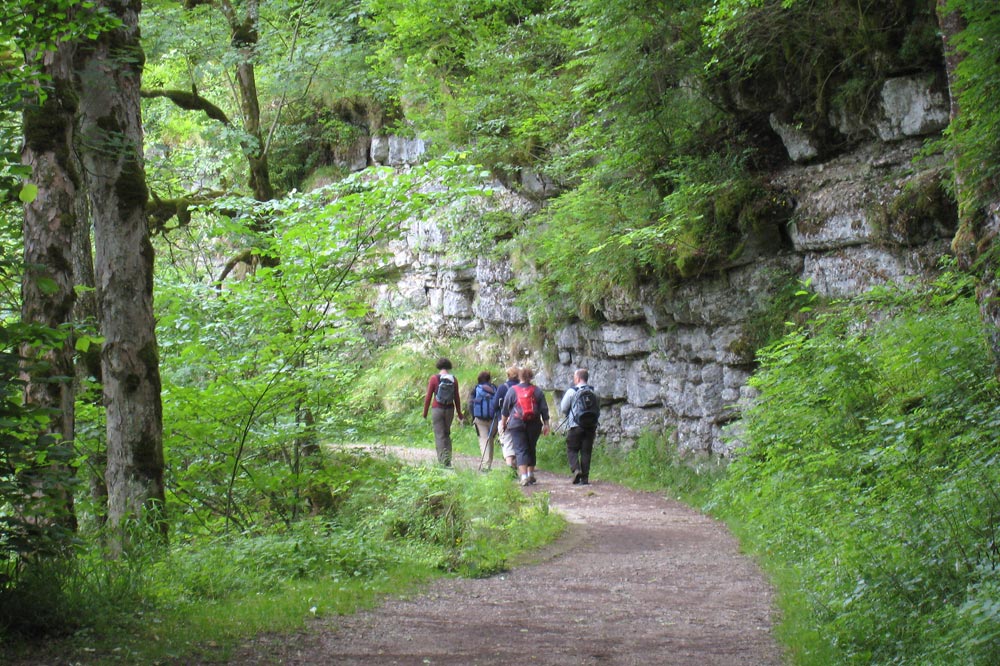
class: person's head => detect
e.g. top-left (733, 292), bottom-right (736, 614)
top-left (436, 357), bottom-right (453, 371)
top-left (518, 367), bottom-right (535, 383)
top-left (574, 368), bottom-right (589, 385)
top-left (506, 366), bottom-right (519, 380)
top-left (477, 370), bottom-right (491, 384)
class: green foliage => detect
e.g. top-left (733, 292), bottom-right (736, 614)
top-left (0, 546), bottom-right (149, 638)
top-left (365, 0), bottom-right (567, 170)
top-left (0, 323), bottom-right (81, 571)
top-left (141, 0), bottom-right (380, 197)
top-left (596, 433), bottom-right (728, 506)
top-left (0, 206), bottom-right (22, 320)
top-left (944, 0), bottom-right (1000, 211)
top-left (711, 268), bottom-right (1000, 664)
top-left (364, 0), bottom-right (807, 328)
top-left (516, 180), bottom-right (660, 326)
top-left (0, 448), bottom-right (562, 661)
top-left (333, 342), bottom-right (427, 440)
top-left (361, 462), bottom-right (558, 576)
top-left (154, 158), bottom-right (490, 533)
top-left (703, 0), bottom-right (941, 133)
top-left (1, 1), bottom-right (120, 202)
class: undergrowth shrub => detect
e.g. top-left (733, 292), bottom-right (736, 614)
top-left (595, 433), bottom-right (728, 506)
top-left (148, 522), bottom-right (387, 606)
top-left (711, 267), bottom-right (1000, 665)
top-left (536, 430), bottom-right (727, 507)
top-left (357, 462), bottom-right (558, 577)
top-left (1, 448), bottom-right (561, 657)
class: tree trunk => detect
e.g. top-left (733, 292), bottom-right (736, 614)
top-left (219, 0), bottom-right (274, 202)
top-left (19, 38), bottom-right (80, 534)
top-left (75, 0), bottom-right (166, 543)
top-left (938, 1), bottom-right (1000, 374)
top-left (71, 194), bottom-right (109, 524)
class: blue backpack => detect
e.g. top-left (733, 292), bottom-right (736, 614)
top-left (472, 383), bottom-right (497, 420)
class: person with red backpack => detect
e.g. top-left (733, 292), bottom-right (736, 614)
top-left (422, 357), bottom-right (464, 467)
top-left (499, 367), bottom-right (551, 486)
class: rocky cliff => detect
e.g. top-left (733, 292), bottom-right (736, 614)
top-left (351, 76), bottom-right (957, 455)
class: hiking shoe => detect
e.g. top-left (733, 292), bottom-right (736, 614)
top-left (579, 477), bottom-right (589, 485)
top-left (519, 477), bottom-right (530, 487)
top-left (528, 474), bottom-right (537, 485)
top-left (571, 469), bottom-right (582, 485)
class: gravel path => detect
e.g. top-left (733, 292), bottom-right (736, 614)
top-left (230, 451), bottom-right (784, 665)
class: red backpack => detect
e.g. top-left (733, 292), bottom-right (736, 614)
top-left (512, 385), bottom-right (538, 422)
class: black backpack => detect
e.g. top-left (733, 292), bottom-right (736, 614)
top-left (572, 385), bottom-right (600, 429)
top-left (436, 375), bottom-right (456, 406)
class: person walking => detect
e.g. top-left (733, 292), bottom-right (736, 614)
top-left (423, 357), bottom-right (464, 467)
top-left (500, 367), bottom-right (550, 486)
top-left (470, 370), bottom-right (498, 471)
top-left (492, 366), bottom-right (520, 470)
top-left (560, 368), bottom-right (600, 485)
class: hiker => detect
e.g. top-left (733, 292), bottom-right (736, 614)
top-left (470, 370), bottom-right (498, 471)
top-left (422, 357), bottom-right (464, 467)
top-left (560, 368), bottom-right (601, 485)
top-left (492, 366), bottom-right (520, 470)
top-left (500, 367), bottom-right (551, 486)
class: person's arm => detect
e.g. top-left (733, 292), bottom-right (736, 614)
top-left (492, 384), bottom-right (505, 413)
top-left (538, 387), bottom-right (551, 435)
top-left (499, 388), bottom-right (512, 431)
top-left (454, 379), bottom-right (464, 421)
top-left (560, 387), bottom-right (576, 416)
top-left (423, 375), bottom-right (437, 418)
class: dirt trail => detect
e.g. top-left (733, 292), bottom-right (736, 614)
top-left (231, 451), bottom-right (784, 665)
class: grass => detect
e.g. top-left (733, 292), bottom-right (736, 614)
top-left (132, 567), bottom-right (435, 663)
top-left (0, 446), bottom-right (564, 665)
top-left (536, 429), bottom-right (727, 507)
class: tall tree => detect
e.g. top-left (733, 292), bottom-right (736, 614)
top-left (75, 0), bottom-right (166, 541)
top-left (19, 35), bottom-right (80, 533)
top-left (218, 0), bottom-right (273, 202)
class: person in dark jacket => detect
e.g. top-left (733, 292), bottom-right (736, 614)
top-left (560, 368), bottom-right (599, 485)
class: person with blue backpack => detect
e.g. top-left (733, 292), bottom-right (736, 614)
top-left (560, 368), bottom-right (601, 485)
top-left (470, 370), bottom-right (498, 471)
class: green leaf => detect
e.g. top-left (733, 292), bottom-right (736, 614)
top-left (19, 183), bottom-right (38, 203)
top-left (75, 335), bottom-right (104, 352)
top-left (36, 277), bottom-right (59, 295)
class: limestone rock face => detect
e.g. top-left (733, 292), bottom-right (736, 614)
top-left (874, 74), bottom-right (950, 142)
top-left (769, 114), bottom-right (820, 163)
top-left (371, 135), bottom-right (429, 166)
top-left (365, 127), bottom-right (954, 455)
